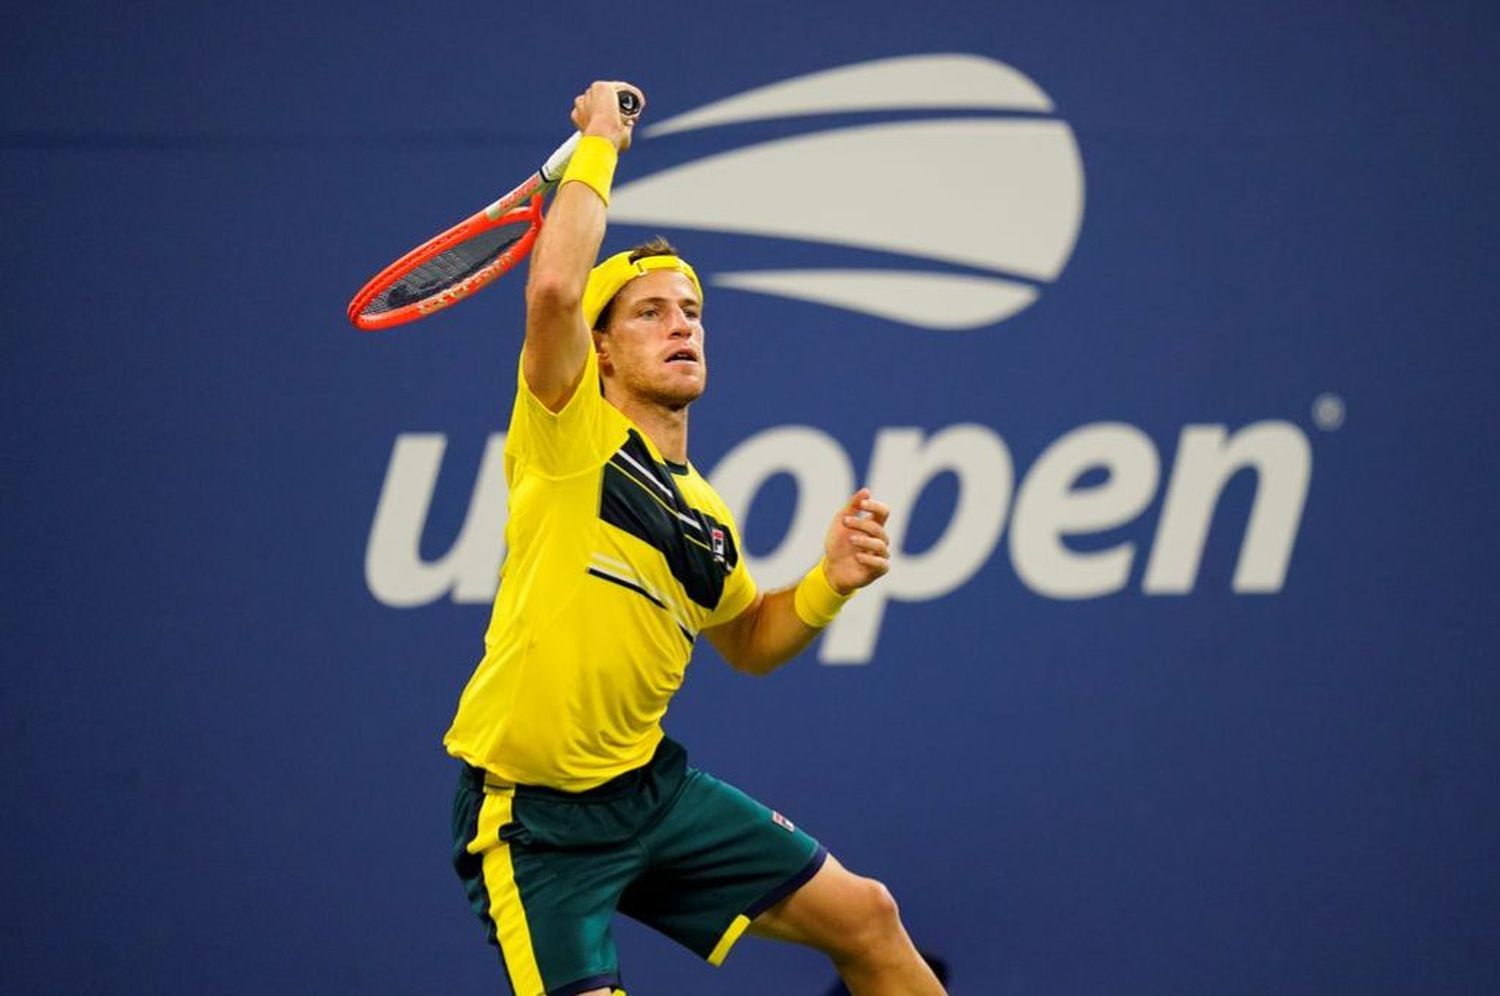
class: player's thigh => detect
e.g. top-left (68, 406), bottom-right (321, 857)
top-left (623, 767), bottom-right (824, 964)
top-left (747, 852), bottom-right (898, 953)
top-left (453, 777), bottom-right (635, 994)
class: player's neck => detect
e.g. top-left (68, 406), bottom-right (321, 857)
top-left (614, 397), bottom-right (690, 464)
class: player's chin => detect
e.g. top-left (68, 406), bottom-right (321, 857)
top-left (656, 369), bottom-right (706, 406)
top-left (666, 385), bottom-right (706, 409)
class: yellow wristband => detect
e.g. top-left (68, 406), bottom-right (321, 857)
top-left (793, 560), bottom-right (853, 629)
top-left (560, 135), bottom-right (618, 206)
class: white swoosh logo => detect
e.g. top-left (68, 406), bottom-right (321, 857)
top-left (610, 56), bottom-right (1085, 330)
top-left (712, 270), bottom-right (1039, 330)
top-left (645, 53), bottom-right (1054, 136)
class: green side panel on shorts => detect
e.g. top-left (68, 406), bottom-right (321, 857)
top-left (619, 767), bottom-right (823, 960)
top-left (507, 839), bottom-right (636, 992)
top-left (496, 742), bottom-right (690, 992)
top-left (450, 777), bottom-right (499, 949)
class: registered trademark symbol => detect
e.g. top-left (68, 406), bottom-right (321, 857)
top-left (1312, 393), bottom-right (1345, 431)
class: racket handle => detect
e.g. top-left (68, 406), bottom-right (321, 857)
top-left (540, 132), bottom-right (583, 183)
top-left (538, 90), bottom-right (640, 183)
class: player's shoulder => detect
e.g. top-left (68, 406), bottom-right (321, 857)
top-left (504, 353), bottom-right (629, 477)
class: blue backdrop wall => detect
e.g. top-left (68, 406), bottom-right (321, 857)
top-left (4, 2), bottom-right (1497, 994)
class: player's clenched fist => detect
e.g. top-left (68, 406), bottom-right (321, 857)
top-left (823, 488), bottom-right (892, 594)
top-left (571, 80), bottom-right (644, 152)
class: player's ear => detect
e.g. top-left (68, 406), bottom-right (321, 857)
top-left (592, 328), bottom-right (612, 369)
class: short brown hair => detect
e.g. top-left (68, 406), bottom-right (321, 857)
top-left (593, 236), bottom-right (682, 330)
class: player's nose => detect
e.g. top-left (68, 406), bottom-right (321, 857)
top-left (667, 306), bottom-right (695, 336)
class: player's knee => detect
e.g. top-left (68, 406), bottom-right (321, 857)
top-left (847, 876), bottom-right (902, 947)
top-left (869, 878), bottom-right (902, 929)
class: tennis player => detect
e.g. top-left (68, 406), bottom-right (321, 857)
top-left (445, 80), bottom-right (946, 996)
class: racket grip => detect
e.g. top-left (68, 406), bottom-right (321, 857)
top-left (540, 132), bottom-right (583, 183)
top-left (538, 91), bottom-right (639, 183)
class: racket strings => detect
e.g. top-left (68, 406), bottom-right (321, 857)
top-left (362, 218), bottom-right (533, 317)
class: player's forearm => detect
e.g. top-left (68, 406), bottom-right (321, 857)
top-left (525, 179), bottom-right (609, 316)
top-left (521, 179), bottom-right (607, 409)
top-left (522, 128), bottom-right (621, 408)
top-left (526, 85), bottom-right (631, 317)
top-left (720, 587), bottom-right (823, 677)
top-left (520, 84), bottom-right (637, 409)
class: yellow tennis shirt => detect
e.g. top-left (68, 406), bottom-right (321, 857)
top-left (444, 347), bottom-right (757, 791)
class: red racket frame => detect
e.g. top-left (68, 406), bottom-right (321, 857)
top-left (348, 90), bottom-right (640, 331)
top-left (347, 194), bottom-right (546, 331)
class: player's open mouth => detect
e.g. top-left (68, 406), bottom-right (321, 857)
top-left (666, 350), bottom-right (698, 364)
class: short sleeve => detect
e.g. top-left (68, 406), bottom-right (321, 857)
top-left (505, 347), bottom-right (611, 478)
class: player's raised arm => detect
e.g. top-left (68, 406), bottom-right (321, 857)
top-left (522, 81), bottom-right (643, 411)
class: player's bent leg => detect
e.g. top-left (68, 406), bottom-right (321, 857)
top-left (748, 854), bottom-right (946, 996)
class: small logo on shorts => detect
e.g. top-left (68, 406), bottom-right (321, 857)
top-left (772, 811), bottom-right (796, 833)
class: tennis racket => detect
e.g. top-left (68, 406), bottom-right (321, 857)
top-left (347, 89), bottom-right (641, 331)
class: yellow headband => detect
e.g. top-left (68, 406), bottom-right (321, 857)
top-left (583, 251), bottom-right (703, 328)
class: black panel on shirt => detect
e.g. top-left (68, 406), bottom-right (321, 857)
top-left (599, 430), bottom-right (740, 610)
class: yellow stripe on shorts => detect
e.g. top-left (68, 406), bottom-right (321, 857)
top-left (468, 788), bottom-right (545, 996)
top-left (706, 913), bottom-right (752, 967)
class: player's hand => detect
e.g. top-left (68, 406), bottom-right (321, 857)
top-left (822, 488), bottom-right (891, 595)
top-left (571, 80), bottom-right (644, 152)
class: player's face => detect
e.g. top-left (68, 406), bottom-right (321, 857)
top-left (596, 270), bottom-right (707, 410)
